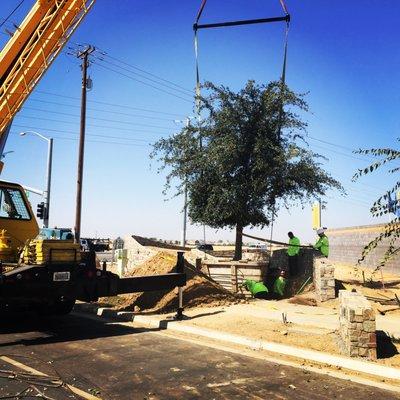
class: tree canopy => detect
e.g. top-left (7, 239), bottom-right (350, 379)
top-left (152, 80), bottom-right (342, 259)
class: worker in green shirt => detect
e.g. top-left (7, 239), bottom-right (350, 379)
top-left (314, 228), bottom-right (329, 257)
top-left (242, 279), bottom-right (269, 299)
top-left (243, 269), bottom-right (287, 300)
top-left (287, 231), bottom-right (301, 277)
top-left (273, 270), bottom-right (287, 298)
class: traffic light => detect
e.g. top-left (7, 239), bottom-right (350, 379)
top-left (37, 202), bottom-right (45, 219)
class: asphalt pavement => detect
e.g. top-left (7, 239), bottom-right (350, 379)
top-left (0, 311), bottom-right (398, 400)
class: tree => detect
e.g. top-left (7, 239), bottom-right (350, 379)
top-left (152, 80), bottom-right (342, 260)
top-left (353, 145), bottom-right (400, 269)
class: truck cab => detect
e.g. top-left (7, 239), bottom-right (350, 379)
top-left (0, 181), bottom-right (39, 262)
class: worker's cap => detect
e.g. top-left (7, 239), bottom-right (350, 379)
top-left (316, 228), bottom-right (325, 235)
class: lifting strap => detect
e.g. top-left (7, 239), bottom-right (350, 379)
top-left (193, 1), bottom-right (291, 244)
top-left (193, 0), bottom-right (291, 113)
top-left (243, 232), bottom-right (313, 249)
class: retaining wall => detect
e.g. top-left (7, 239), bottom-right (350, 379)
top-left (327, 224), bottom-right (400, 274)
top-left (123, 235), bottom-right (157, 272)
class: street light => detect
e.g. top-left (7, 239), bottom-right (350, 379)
top-left (0, 150), bottom-right (14, 159)
top-left (174, 117), bottom-right (194, 247)
top-left (20, 131), bottom-right (53, 228)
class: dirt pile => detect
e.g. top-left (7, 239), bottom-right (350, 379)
top-left (101, 251), bottom-right (242, 313)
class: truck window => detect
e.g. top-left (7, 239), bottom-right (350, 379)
top-left (0, 188), bottom-right (31, 220)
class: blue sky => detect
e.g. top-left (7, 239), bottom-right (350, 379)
top-left (0, 0), bottom-right (399, 243)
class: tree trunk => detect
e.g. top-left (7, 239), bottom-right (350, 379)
top-left (233, 223), bottom-right (243, 261)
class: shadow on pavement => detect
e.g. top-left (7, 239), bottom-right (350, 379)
top-left (184, 309), bottom-right (225, 320)
top-left (377, 330), bottom-right (399, 359)
top-left (0, 311), bottom-right (160, 348)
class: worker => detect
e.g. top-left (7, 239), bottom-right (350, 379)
top-left (242, 279), bottom-right (269, 299)
top-left (287, 231), bottom-right (300, 276)
top-left (314, 228), bottom-right (329, 257)
top-left (273, 270), bottom-right (287, 298)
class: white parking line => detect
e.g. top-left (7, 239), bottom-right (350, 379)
top-left (0, 355), bottom-right (103, 400)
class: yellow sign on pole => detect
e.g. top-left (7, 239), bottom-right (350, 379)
top-left (312, 201), bottom-right (321, 230)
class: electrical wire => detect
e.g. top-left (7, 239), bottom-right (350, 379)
top-left (309, 142), bottom-right (375, 163)
top-left (90, 55), bottom-right (194, 98)
top-left (12, 123), bottom-right (168, 138)
top-left (0, 0), bottom-right (25, 29)
top-left (22, 105), bottom-right (177, 126)
top-left (91, 60), bottom-right (194, 104)
top-left (31, 91), bottom-right (187, 117)
top-left (14, 114), bottom-right (173, 131)
top-left (10, 131), bottom-right (150, 147)
top-left (10, 128), bottom-right (153, 144)
top-left (24, 100), bottom-right (177, 122)
top-left (68, 43), bottom-right (194, 94)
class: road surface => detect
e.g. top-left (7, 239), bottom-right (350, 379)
top-left (0, 312), bottom-right (398, 400)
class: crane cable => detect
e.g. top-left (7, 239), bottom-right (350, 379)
top-left (193, 0), bottom-right (290, 109)
top-left (193, 1), bottom-right (290, 246)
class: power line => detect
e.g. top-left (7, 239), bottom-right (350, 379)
top-left (92, 55), bottom-right (194, 98)
top-left (91, 60), bottom-right (194, 104)
top-left (12, 123), bottom-right (168, 139)
top-left (24, 99), bottom-right (178, 121)
top-left (10, 131), bottom-right (149, 147)
top-left (22, 105), bottom-right (178, 125)
top-left (0, 0), bottom-right (24, 29)
top-left (91, 46), bottom-right (194, 94)
top-left (12, 128), bottom-right (152, 143)
top-left (309, 143), bottom-right (374, 163)
top-left (30, 90), bottom-right (187, 117)
top-left (69, 43), bottom-right (194, 96)
top-left (14, 114), bottom-right (175, 131)
top-left (307, 136), bottom-right (359, 153)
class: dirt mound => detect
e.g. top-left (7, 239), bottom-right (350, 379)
top-left (102, 251), bottom-right (241, 313)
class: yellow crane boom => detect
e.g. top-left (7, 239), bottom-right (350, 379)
top-left (0, 0), bottom-right (95, 158)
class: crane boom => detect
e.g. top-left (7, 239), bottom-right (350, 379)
top-left (0, 0), bottom-right (95, 156)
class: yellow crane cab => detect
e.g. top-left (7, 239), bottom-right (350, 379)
top-left (0, 180), bottom-right (39, 264)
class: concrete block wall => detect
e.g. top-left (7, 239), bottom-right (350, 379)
top-left (123, 236), bottom-right (157, 273)
top-left (339, 290), bottom-right (377, 360)
top-left (327, 224), bottom-right (400, 274)
top-left (269, 248), bottom-right (314, 277)
top-left (313, 258), bottom-right (335, 302)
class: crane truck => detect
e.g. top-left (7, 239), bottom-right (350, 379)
top-left (0, 0), bottom-right (186, 315)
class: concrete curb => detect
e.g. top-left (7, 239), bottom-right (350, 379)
top-left (75, 304), bottom-right (400, 382)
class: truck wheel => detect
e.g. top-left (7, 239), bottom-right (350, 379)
top-left (39, 297), bottom-right (76, 316)
top-left (52, 297), bottom-right (76, 315)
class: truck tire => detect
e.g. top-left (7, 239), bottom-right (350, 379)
top-left (52, 297), bottom-right (76, 315)
top-left (39, 297), bottom-right (76, 316)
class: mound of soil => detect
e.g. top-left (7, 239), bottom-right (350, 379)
top-left (101, 251), bottom-right (242, 313)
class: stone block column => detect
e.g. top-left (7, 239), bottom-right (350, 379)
top-left (339, 290), bottom-right (377, 360)
top-left (313, 258), bottom-right (335, 302)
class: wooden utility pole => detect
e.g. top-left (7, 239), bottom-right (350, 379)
top-left (74, 45), bottom-right (94, 243)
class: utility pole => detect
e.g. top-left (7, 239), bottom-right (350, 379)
top-left (74, 45), bottom-right (94, 243)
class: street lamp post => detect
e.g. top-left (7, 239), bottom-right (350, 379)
top-left (20, 131), bottom-right (53, 228)
top-left (174, 117), bottom-right (193, 247)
